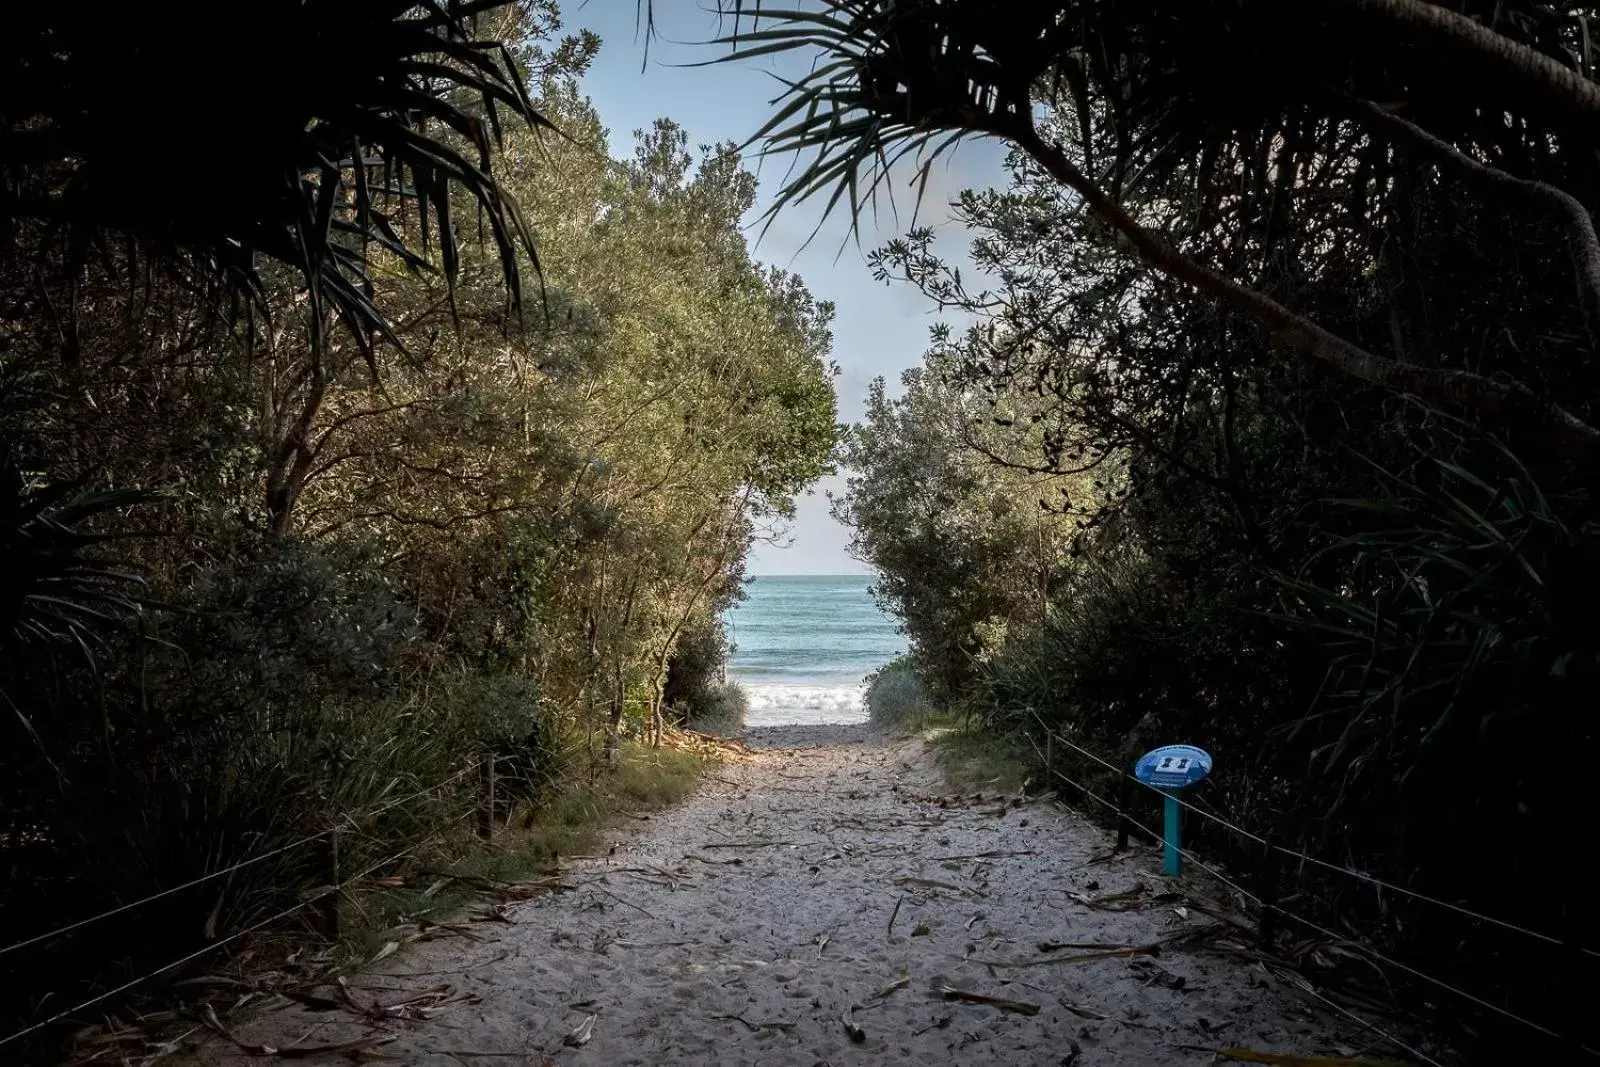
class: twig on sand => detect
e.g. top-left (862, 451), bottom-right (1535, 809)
top-left (886, 894), bottom-right (905, 938)
top-left (930, 978), bottom-right (1041, 1016)
top-left (686, 854), bottom-right (745, 866)
top-left (703, 840), bottom-right (794, 849)
top-left (713, 1013), bottom-right (796, 1033)
top-left (896, 876), bottom-right (985, 898)
top-left (966, 944), bottom-right (1160, 968)
top-left (587, 885), bottom-right (657, 919)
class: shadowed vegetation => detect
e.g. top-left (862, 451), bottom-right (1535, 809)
top-left (743, 0), bottom-right (1600, 1059)
top-left (0, 3), bottom-right (836, 1058)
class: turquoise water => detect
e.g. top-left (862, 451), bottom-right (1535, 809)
top-left (724, 574), bottom-right (906, 726)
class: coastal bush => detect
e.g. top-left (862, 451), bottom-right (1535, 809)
top-left (812, 0), bottom-right (1600, 1041)
top-left (684, 682), bottom-right (750, 736)
top-left (0, 5), bottom-right (839, 1056)
top-left (864, 656), bottom-right (932, 728)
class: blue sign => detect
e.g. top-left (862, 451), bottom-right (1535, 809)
top-left (1133, 745), bottom-right (1213, 877)
top-left (1135, 745), bottom-right (1212, 790)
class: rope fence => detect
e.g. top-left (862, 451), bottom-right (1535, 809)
top-left (1026, 713), bottom-right (1599, 1060)
top-left (0, 761), bottom-right (482, 964)
top-left (1043, 759), bottom-right (1450, 1067)
top-left (1030, 710), bottom-right (1600, 961)
top-left (0, 760), bottom-right (492, 1051)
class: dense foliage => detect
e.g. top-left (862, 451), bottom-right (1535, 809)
top-left (0, 4), bottom-right (836, 1053)
top-left (783, 0), bottom-right (1600, 1058)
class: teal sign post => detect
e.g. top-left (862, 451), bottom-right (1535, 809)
top-left (1133, 745), bottom-right (1213, 876)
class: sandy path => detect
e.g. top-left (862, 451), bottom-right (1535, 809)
top-left (200, 724), bottom-right (1380, 1065)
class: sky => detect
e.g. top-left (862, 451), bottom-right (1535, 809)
top-left (568, 1), bottom-right (1007, 575)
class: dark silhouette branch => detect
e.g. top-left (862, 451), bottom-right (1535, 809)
top-left (1329, 0), bottom-right (1600, 121)
top-left (1001, 119), bottom-right (1600, 461)
top-left (1355, 99), bottom-right (1600, 334)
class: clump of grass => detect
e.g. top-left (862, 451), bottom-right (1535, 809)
top-left (927, 720), bottom-right (1034, 795)
top-left (346, 740), bottom-right (710, 954)
top-left (685, 683), bottom-right (749, 736)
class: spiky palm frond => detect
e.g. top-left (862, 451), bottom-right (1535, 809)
top-left (0, 1), bottom-right (551, 363)
top-left (0, 461), bottom-right (149, 749)
top-left (703, 1), bottom-right (1598, 236)
top-left (705, 0), bottom-right (1046, 242)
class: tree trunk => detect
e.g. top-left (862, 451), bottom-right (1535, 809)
top-left (604, 664), bottom-right (624, 760)
top-left (1330, 0), bottom-right (1600, 122)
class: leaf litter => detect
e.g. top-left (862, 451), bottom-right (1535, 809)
top-left (174, 725), bottom-right (1446, 1067)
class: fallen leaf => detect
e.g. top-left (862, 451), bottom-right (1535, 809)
top-left (203, 1005), bottom-right (395, 1059)
top-left (867, 974), bottom-right (910, 1002)
top-left (563, 1014), bottom-right (597, 1048)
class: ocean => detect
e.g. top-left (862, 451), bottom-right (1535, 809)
top-left (725, 574), bottom-right (906, 727)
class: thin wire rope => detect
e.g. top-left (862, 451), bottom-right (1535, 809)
top-left (0, 832), bottom-right (330, 963)
top-left (1272, 967), bottom-right (1448, 1067)
top-left (1036, 714), bottom-right (1599, 961)
top-left (1047, 760), bottom-right (1596, 1057)
top-left (0, 761), bottom-right (481, 960)
top-left (0, 896), bottom-right (313, 1050)
top-left (0, 806), bottom-right (475, 1050)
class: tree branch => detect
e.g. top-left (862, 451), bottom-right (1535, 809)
top-left (1004, 120), bottom-right (1600, 461)
top-left (1330, 0), bottom-right (1600, 121)
top-left (1355, 99), bottom-right (1600, 333)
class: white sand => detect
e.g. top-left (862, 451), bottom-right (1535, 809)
top-left (193, 724), bottom-right (1413, 1065)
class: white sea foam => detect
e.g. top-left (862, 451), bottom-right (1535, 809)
top-left (741, 683), bottom-right (868, 727)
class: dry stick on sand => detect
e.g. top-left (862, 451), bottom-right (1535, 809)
top-left (896, 876), bottom-right (983, 896)
top-left (862, 974), bottom-right (911, 1006)
top-left (586, 884), bottom-right (657, 919)
top-left (929, 978), bottom-right (1041, 1016)
top-left (712, 1013), bottom-right (796, 1033)
top-left (685, 853), bottom-right (745, 866)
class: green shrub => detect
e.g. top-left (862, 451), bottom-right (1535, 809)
top-left (685, 682), bottom-right (749, 736)
top-left (663, 616), bottom-right (730, 716)
top-left (864, 655), bottom-right (931, 728)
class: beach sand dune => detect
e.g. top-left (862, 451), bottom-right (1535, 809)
top-left (196, 725), bottom-right (1402, 1065)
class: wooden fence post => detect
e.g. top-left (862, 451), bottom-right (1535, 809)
top-left (476, 757), bottom-right (496, 841)
top-left (1115, 775), bottom-right (1132, 852)
top-left (315, 824), bottom-right (340, 940)
top-left (1256, 836), bottom-right (1280, 948)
